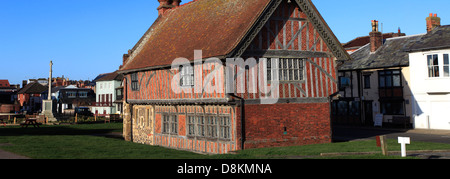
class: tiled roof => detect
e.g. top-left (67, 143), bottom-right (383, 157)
top-left (120, 0), bottom-right (272, 72)
top-left (408, 25), bottom-right (450, 52)
top-left (343, 33), bottom-right (396, 50)
top-left (96, 71), bottom-right (123, 82)
top-left (340, 34), bottom-right (424, 70)
top-left (17, 82), bottom-right (48, 94)
top-left (0, 80), bottom-right (10, 87)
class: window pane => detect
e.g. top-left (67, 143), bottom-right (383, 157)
top-left (445, 54), bottom-right (449, 65)
top-left (393, 75), bottom-right (401, 87)
top-left (385, 76), bottom-right (392, 87)
top-left (364, 75), bottom-right (371, 89)
top-left (444, 54), bottom-right (449, 77)
top-left (379, 76), bottom-right (385, 87)
top-left (289, 69), bottom-right (294, 80)
top-left (444, 67), bottom-right (449, 77)
top-left (337, 101), bottom-right (348, 116)
top-left (433, 55), bottom-right (439, 65)
top-left (434, 66), bottom-right (440, 77)
top-left (427, 55), bottom-right (433, 66)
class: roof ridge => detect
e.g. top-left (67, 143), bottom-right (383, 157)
top-left (166, 0), bottom-right (198, 13)
top-left (385, 33), bottom-right (426, 41)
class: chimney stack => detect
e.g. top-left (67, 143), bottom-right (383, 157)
top-left (157, 0), bottom-right (182, 15)
top-left (370, 20), bottom-right (383, 52)
top-left (392, 27), bottom-right (406, 37)
top-left (426, 13), bottom-right (441, 32)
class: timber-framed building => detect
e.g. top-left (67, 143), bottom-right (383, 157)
top-left (119, 0), bottom-right (349, 154)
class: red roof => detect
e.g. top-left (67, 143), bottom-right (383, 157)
top-left (120, 0), bottom-right (271, 72)
top-left (0, 80), bottom-right (10, 87)
top-left (343, 33), bottom-right (397, 50)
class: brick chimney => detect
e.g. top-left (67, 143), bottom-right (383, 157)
top-left (392, 27), bottom-right (406, 37)
top-left (157, 0), bottom-right (182, 15)
top-left (369, 20), bottom-right (383, 52)
top-left (426, 13), bottom-right (441, 32)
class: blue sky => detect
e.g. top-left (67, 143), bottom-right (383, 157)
top-left (1, 0), bottom-right (449, 86)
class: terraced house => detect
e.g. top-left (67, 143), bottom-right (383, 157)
top-left (118, 0), bottom-right (350, 154)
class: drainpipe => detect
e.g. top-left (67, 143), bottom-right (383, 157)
top-left (227, 93), bottom-right (245, 150)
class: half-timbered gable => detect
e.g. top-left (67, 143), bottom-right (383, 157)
top-left (119, 0), bottom-right (349, 154)
top-left (239, 0), bottom-right (340, 101)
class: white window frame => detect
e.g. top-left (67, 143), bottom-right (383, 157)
top-left (426, 53), bottom-right (450, 78)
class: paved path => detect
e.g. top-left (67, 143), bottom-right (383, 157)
top-left (333, 126), bottom-right (450, 144)
top-left (333, 126), bottom-right (450, 159)
top-left (0, 144), bottom-right (29, 159)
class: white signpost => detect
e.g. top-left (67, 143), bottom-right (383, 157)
top-left (398, 137), bottom-right (411, 157)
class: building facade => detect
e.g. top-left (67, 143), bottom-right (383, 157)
top-left (119, 0), bottom-right (349, 154)
top-left (17, 82), bottom-right (47, 114)
top-left (408, 24), bottom-right (450, 130)
top-left (91, 71), bottom-right (123, 116)
top-left (54, 86), bottom-right (95, 114)
top-left (335, 20), bottom-right (421, 127)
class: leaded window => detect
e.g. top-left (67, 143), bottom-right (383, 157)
top-left (267, 58), bottom-right (305, 82)
top-left (162, 114), bottom-right (178, 135)
top-left (131, 73), bottom-right (139, 91)
top-left (219, 116), bottom-right (231, 140)
top-left (180, 65), bottom-right (194, 87)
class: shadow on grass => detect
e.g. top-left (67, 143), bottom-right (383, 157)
top-left (0, 123), bottom-right (122, 138)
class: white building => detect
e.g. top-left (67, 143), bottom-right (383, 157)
top-left (91, 71), bottom-right (123, 116)
top-left (408, 25), bottom-right (450, 130)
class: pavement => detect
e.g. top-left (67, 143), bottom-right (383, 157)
top-left (0, 143), bottom-right (30, 159)
top-left (332, 125), bottom-right (450, 144)
top-left (332, 125), bottom-right (450, 159)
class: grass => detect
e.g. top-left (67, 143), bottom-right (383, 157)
top-left (0, 123), bottom-right (205, 159)
top-left (2, 123), bottom-right (450, 159)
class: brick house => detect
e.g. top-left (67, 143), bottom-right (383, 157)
top-left (17, 82), bottom-right (48, 114)
top-left (118, 0), bottom-right (349, 154)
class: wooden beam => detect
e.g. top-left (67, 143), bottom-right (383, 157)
top-left (243, 50), bottom-right (333, 58)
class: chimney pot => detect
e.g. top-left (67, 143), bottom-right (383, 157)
top-left (157, 0), bottom-right (181, 15)
top-left (426, 13), bottom-right (441, 32)
top-left (370, 20), bottom-right (382, 52)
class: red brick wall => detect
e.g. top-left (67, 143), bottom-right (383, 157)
top-left (236, 102), bottom-right (332, 149)
top-left (0, 104), bottom-right (20, 113)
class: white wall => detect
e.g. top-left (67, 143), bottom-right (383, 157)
top-left (92, 80), bottom-right (122, 115)
top-left (409, 50), bottom-right (450, 130)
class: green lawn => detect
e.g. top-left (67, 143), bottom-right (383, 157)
top-left (1, 123), bottom-right (450, 159)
